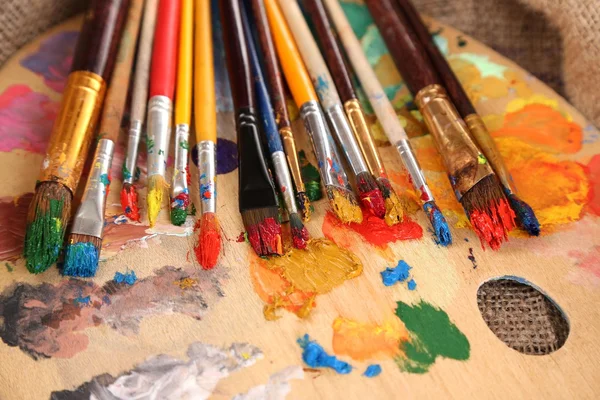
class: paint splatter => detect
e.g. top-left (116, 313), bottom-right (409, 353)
top-left (569, 246), bottom-right (600, 280)
top-left (363, 364), bottom-right (382, 378)
top-left (191, 138), bottom-right (238, 175)
top-left (113, 270), bottom-right (137, 285)
top-left (407, 279), bottom-right (417, 290)
top-left (0, 193), bottom-right (32, 261)
top-left (50, 342), bottom-right (262, 399)
top-left (297, 334), bottom-right (352, 374)
top-left (381, 260), bottom-right (411, 286)
top-left (233, 365), bottom-right (304, 400)
top-left (332, 317), bottom-right (408, 360)
top-left (394, 301), bottom-right (470, 373)
top-left (468, 248), bottom-right (478, 269)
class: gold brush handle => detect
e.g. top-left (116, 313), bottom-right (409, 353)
top-left (280, 126), bottom-right (306, 193)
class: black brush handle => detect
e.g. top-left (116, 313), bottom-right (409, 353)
top-left (71, 0), bottom-right (131, 81)
top-left (365, 0), bottom-right (440, 95)
top-left (395, 0), bottom-right (476, 116)
top-left (304, 0), bottom-right (356, 103)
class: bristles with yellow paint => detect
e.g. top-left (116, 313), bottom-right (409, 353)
top-left (147, 175), bottom-right (169, 227)
top-left (328, 187), bottom-right (363, 224)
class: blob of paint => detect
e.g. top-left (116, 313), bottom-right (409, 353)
top-left (113, 270), bottom-right (137, 285)
top-left (193, 213), bottom-right (222, 269)
top-left (363, 364), bottom-right (382, 377)
top-left (170, 192), bottom-right (190, 226)
top-left (147, 175), bottom-right (169, 227)
top-left (246, 217), bottom-right (283, 256)
top-left (291, 225), bottom-right (310, 250)
top-left (381, 260), bottom-right (411, 286)
top-left (297, 334), bottom-right (352, 374)
top-left (407, 279), bottom-right (417, 290)
top-left (469, 198), bottom-right (516, 250)
top-left (330, 189), bottom-right (363, 224)
top-left (120, 185), bottom-right (140, 222)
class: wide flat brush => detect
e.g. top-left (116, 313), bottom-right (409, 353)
top-left (265, 0), bottom-right (362, 224)
top-left (63, 0), bottom-right (144, 277)
top-left (23, 0), bottom-right (130, 273)
top-left (395, 0), bottom-right (540, 236)
top-left (146, 0), bottom-right (180, 227)
top-left (121, 0), bottom-right (159, 222)
top-left (242, 1), bottom-right (309, 250)
top-left (193, 0), bottom-right (222, 269)
top-left (366, 0), bottom-right (515, 250)
top-left (323, 0), bottom-right (451, 245)
top-left (221, 0), bottom-right (282, 256)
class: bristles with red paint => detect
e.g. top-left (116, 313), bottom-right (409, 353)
top-left (120, 183), bottom-right (140, 222)
top-left (290, 212), bottom-right (309, 250)
top-left (243, 209), bottom-right (283, 256)
top-left (193, 213), bottom-right (222, 269)
top-left (356, 172), bottom-right (386, 218)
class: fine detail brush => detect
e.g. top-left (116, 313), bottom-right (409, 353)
top-left (242, 0), bottom-right (309, 249)
top-left (63, 0), bottom-right (144, 277)
top-left (146, 0), bottom-right (181, 227)
top-left (395, 0), bottom-right (540, 236)
top-left (23, 0), bottom-right (130, 274)
top-left (305, 0), bottom-right (405, 226)
top-left (323, 0), bottom-right (451, 245)
top-left (278, 0), bottom-right (385, 219)
top-left (121, 0), bottom-right (160, 222)
top-left (265, 0), bottom-right (362, 224)
top-left (193, 0), bottom-right (222, 269)
top-left (170, 0), bottom-right (193, 226)
top-left (366, 0), bottom-right (515, 250)
top-left (221, 0), bottom-right (283, 256)
top-left (250, 0), bottom-right (312, 221)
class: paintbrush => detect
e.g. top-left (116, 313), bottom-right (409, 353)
top-left (63, 0), bottom-right (144, 277)
top-left (121, 0), bottom-right (159, 222)
top-left (242, 0), bottom-right (310, 250)
top-left (305, 0), bottom-right (408, 226)
top-left (193, 0), bottom-right (222, 269)
top-left (250, 0), bottom-right (312, 222)
top-left (278, 0), bottom-right (385, 219)
top-left (394, 0), bottom-right (540, 236)
top-left (170, 0), bottom-right (193, 226)
top-left (146, 0), bottom-right (180, 227)
top-left (365, 0), bottom-right (515, 250)
top-left (322, 0), bottom-right (451, 245)
top-left (23, 0), bottom-right (130, 274)
top-left (221, 0), bottom-right (283, 256)
top-left (264, 0), bottom-right (362, 223)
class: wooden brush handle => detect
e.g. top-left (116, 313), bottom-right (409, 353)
top-left (304, 0), bottom-right (356, 103)
top-left (194, 0), bottom-right (217, 143)
top-left (365, 0), bottom-right (440, 95)
top-left (150, 0), bottom-right (181, 99)
top-left (71, 0), bottom-right (131, 80)
top-left (395, 0), bottom-right (476, 117)
top-left (176, 0), bottom-right (194, 125)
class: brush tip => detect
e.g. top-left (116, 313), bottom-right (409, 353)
top-left (62, 236), bottom-right (101, 277)
top-left (194, 213), bottom-right (222, 269)
top-left (327, 186), bottom-right (363, 224)
top-left (120, 183), bottom-right (141, 222)
top-left (423, 202), bottom-right (452, 246)
top-left (377, 178), bottom-right (406, 226)
top-left (147, 175), bottom-right (169, 227)
top-left (296, 191), bottom-right (312, 221)
top-left (507, 193), bottom-right (540, 236)
top-left (242, 208), bottom-right (283, 256)
top-left (170, 192), bottom-right (190, 226)
top-left (290, 212), bottom-right (309, 250)
top-left (356, 173), bottom-right (386, 218)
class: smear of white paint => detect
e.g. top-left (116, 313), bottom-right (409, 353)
top-left (232, 366), bottom-right (304, 400)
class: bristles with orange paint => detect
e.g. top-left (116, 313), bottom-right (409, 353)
top-left (120, 182), bottom-right (141, 221)
top-left (193, 213), bottom-right (222, 269)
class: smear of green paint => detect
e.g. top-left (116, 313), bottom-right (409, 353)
top-left (100, 174), bottom-right (110, 186)
top-left (433, 34), bottom-right (449, 56)
top-left (24, 198), bottom-right (65, 274)
top-left (452, 53), bottom-right (507, 79)
top-left (340, 2), bottom-right (373, 39)
top-left (170, 207), bottom-right (187, 226)
top-left (122, 163), bottom-right (132, 180)
top-left (146, 137), bottom-right (155, 152)
top-left (362, 25), bottom-right (388, 67)
top-left (5, 263), bottom-right (13, 272)
top-left (298, 150), bottom-right (322, 201)
top-left (180, 140), bottom-right (189, 150)
top-left (394, 300), bottom-right (470, 373)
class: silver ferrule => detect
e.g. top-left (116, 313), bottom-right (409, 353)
top-left (171, 123), bottom-right (190, 199)
top-left (123, 119), bottom-right (142, 184)
top-left (395, 138), bottom-right (435, 203)
top-left (325, 103), bottom-right (369, 176)
top-left (300, 100), bottom-right (349, 189)
top-left (272, 150), bottom-right (298, 215)
top-left (71, 139), bottom-right (115, 238)
top-left (146, 95), bottom-right (172, 177)
top-left (197, 140), bottom-right (216, 214)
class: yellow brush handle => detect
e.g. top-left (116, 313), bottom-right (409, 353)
top-left (176, 0), bottom-right (194, 125)
top-left (194, 0), bottom-right (216, 143)
top-left (264, 0), bottom-right (317, 106)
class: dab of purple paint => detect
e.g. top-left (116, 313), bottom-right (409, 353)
top-left (192, 138), bottom-right (238, 175)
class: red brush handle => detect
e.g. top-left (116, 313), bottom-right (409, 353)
top-left (150, 0), bottom-right (180, 99)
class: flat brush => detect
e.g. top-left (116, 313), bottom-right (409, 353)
top-left (366, 0), bottom-right (515, 250)
top-left (121, 0), bottom-right (159, 222)
top-left (221, 0), bottom-right (282, 256)
top-left (279, 0), bottom-right (384, 219)
top-left (395, 0), bottom-right (540, 236)
top-left (63, 0), bottom-right (144, 277)
top-left (265, 0), bottom-right (362, 224)
top-left (23, 0), bottom-right (130, 274)
top-left (323, 0), bottom-right (451, 245)
top-left (250, 0), bottom-right (312, 221)
top-left (193, 0), bottom-right (222, 269)
top-left (146, 0), bottom-right (180, 227)
top-left (170, 0), bottom-right (193, 226)
top-left (242, 0), bottom-right (309, 250)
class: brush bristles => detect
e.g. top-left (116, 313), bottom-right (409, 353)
top-left (170, 192), bottom-right (190, 226)
top-left (242, 207), bottom-right (283, 256)
top-left (326, 186), bottom-right (363, 224)
top-left (376, 177), bottom-right (405, 225)
top-left (147, 175), bottom-right (169, 227)
top-left (296, 191), bottom-right (312, 221)
top-left (62, 233), bottom-right (102, 277)
top-left (120, 183), bottom-right (140, 221)
top-left (423, 201), bottom-right (452, 246)
top-left (194, 213), bottom-right (222, 269)
top-left (356, 172), bottom-right (386, 218)
top-left (507, 193), bottom-right (540, 236)
top-left (24, 182), bottom-right (72, 274)
top-left (461, 175), bottom-right (516, 250)
top-left (290, 212), bottom-right (309, 250)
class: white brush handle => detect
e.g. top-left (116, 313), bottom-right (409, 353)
top-left (323, 0), bottom-right (409, 144)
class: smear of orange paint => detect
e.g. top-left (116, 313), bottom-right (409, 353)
top-left (585, 155), bottom-right (600, 216)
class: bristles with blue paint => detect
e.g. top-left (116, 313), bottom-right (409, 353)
top-left (507, 193), bottom-right (540, 236)
top-left (62, 238), bottom-right (101, 277)
top-left (423, 201), bottom-right (452, 246)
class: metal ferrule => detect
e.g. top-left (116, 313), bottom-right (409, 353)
top-left (300, 100), bottom-right (350, 189)
top-left (71, 139), bottom-right (115, 238)
top-left (197, 140), bottom-right (216, 214)
top-left (171, 123), bottom-right (190, 200)
top-left (280, 127), bottom-right (306, 193)
top-left (272, 150), bottom-right (298, 215)
top-left (123, 119), bottom-right (142, 184)
top-left (395, 138), bottom-right (435, 204)
top-left (146, 95), bottom-right (172, 177)
top-left (325, 103), bottom-right (369, 176)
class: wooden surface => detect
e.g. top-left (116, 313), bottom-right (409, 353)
top-left (1, 3), bottom-right (600, 399)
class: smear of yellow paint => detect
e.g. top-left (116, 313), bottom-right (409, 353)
top-left (174, 277), bottom-right (197, 289)
top-left (147, 175), bottom-right (169, 227)
top-left (330, 189), bottom-right (363, 224)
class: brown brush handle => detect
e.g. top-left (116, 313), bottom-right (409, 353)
top-left (71, 0), bottom-right (131, 81)
top-left (394, 0), bottom-right (476, 117)
top-left (365, 0), bottom-right (440, 95)
top-left (304, 0), bottom-right (356, 103)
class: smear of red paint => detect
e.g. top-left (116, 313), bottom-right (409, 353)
top-left (0, 192), bottom-right (32, 261)
top-left (120, 186), bottom-right (140, 222)
top-left (586, 155), bottom-right (600, 216)
top-left (469, 198), bottom-right (516, 250)
top-left (291, 226), bottom-right (309, 250)
top-left (173, 192), bottom-right (191, 208)
top-left (419, 185), bottom-right (430, 201)
top-left (246, 217), bottom-right (283, 256)
top-left (359, 188), bottom-right (386, 218)
top-left (193, 213), bottom-right (222, 269)
top-left (185, 165), bottom-right (191, 185)
top-left (236, 232), bottom-right (246, 242)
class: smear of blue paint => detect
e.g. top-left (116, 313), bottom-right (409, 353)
top-left (407, 279), bottom-right (417, 291)
top-left (297, 334), bottom-right (352, 374)
top-left (381, 260), bottom-right (411, 286)
top-left (113, 270), bottom-right (137, 285)
top-left (363, 364), bottom-right (382, 378)
top-left (73, 295), bottom-right (91, 306)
